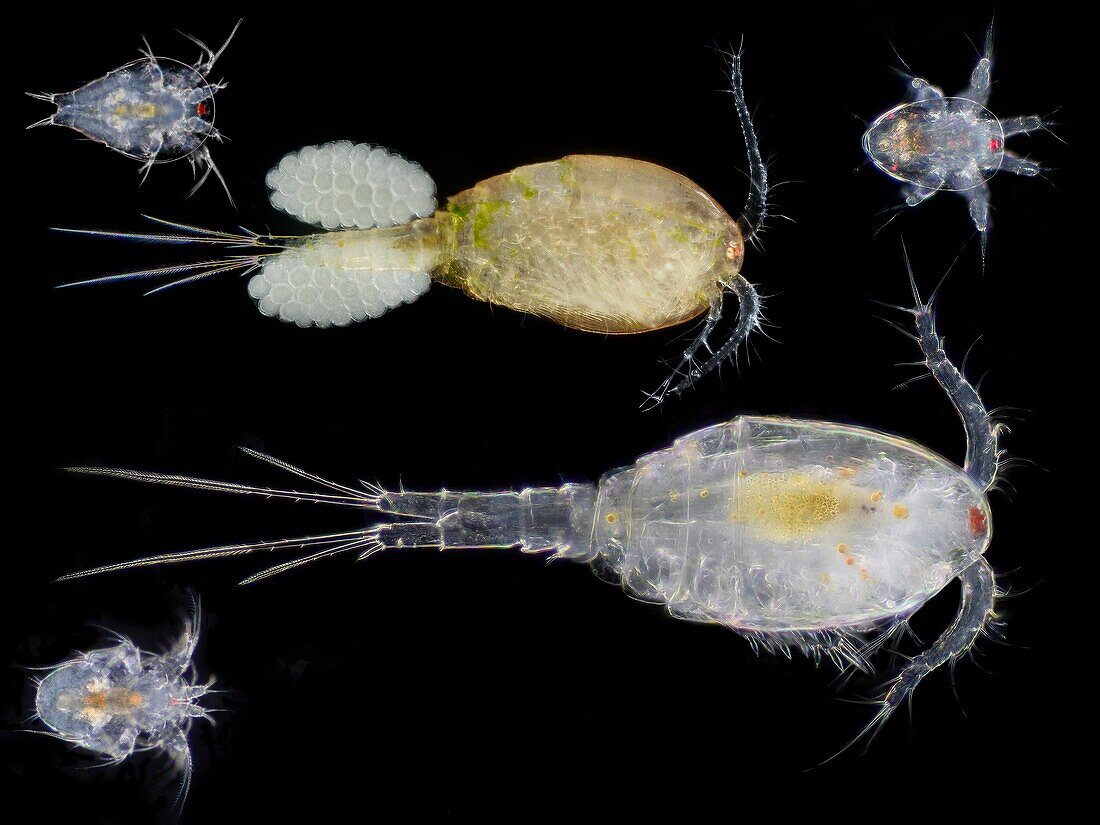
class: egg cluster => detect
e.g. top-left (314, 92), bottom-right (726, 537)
top-left (248, 250), bottom-right (431, 328)
top-left (264, 141), bottom-right (436, 230)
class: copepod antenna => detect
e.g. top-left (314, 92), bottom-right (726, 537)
top-left (641, 42), bottom-right (769, 408)
top-left (182, 18), bottom-right (244, 76)
top-left (729, 42), bottom-right (768, 245)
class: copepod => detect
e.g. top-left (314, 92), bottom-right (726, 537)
top-left (28, 21), bottom-right (242, 203)
top-left (23, 594), bottom-right (214, 814)
top-left (58, 52), bottom-right (768, 404)
top-left (863, 23), bottom-right (1049, 258)
top-left (61, 249), bottom-right (1005, 753)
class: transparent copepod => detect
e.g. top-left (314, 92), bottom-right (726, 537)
top-left (24, 593), bottom-right (214, 815)
top-left (863, 23), bottom-right (1050, 258)
top-left (58, 51), bottom-right (768, 405)
top-left (61, 249), bottom-right (1005, 757)
top-left (28, 21), bottom-right (242, 204)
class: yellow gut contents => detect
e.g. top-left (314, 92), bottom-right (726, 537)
top-left (114, 101), bottom-right (159, 118)
top-left (61, 685), bottom-right (145, 725)
top-left (734, 471), bottom-right (859, 541)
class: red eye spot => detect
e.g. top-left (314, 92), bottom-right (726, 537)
top-left (196, 102), bottom-right (207, 116)
top-left (887, 112), bottom-right (896, 119)
top-left (890, 164), bottom-right (899, 172)
top-left (968, 505), bottom-right (987, 537)
top-left (990, 137), bottom-right (1001, 152)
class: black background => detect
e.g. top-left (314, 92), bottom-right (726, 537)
top-left (2, 3), bottom-right (1083, 819)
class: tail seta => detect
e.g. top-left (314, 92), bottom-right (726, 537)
top-left (60, 447), bottom-right (596, 585)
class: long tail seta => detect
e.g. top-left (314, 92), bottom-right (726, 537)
top-left (54, 216), bottom-right (283, 295)
top-left (55, 142), bottom-right (441, 327)
top-left (59, 447), bottom-right (597, 585)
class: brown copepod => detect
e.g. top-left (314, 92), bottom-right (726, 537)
top-left (58, 52), bottom-right (768, 404)
top-left (60, 249), bottom-right (1005, 756)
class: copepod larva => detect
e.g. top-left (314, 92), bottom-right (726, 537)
top-left (61, 248), bottom-right (1005, 755)
top-left (863, 22), bottom-right (1050, 259)
top-left (28, 21), bottom-right (242, 203)
top-left (22, 593), bottom-right (214, 814)
top-left (57, 51), bottom-right (768, 405)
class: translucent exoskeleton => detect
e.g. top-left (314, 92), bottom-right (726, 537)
top-left (863, 23), bottom-right (1049, 258)
top-left (27, 21), bottom-right (242, 204)
top-left (57, 51), bottom-right (769, 405)
top-left (61, 249), bottom-right (1005, 755)
top-left (23, 593), bottom-right (214, 815)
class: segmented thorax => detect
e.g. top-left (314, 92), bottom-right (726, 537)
top-left (592, 417), bottom-right (991, 632)
top-left (36, 645), bottom-right (185, 759)
top-left (436, 155), bottom-right (744, 334)
top-left (863, 99), bottom-right (1005, 190)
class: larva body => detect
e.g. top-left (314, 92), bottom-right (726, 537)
top-left (863, 23), bottom-right (1049, 257)
top-left (26, 597), bottom-right (212, 814)
top-left (28, 22), bottom-right (241, 201)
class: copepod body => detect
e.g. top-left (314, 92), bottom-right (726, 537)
top-left (271, 155), bottom-right (743, 334)
top-left (63, 54), bottom-right (766, 403)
